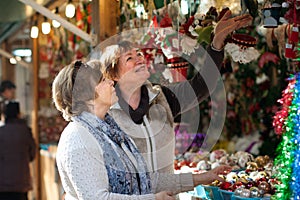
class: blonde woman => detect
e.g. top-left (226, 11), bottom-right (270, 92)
top-left (53, 61), bottom-right (231, 200)
top-left (52, 60), bottom-right (175, 200)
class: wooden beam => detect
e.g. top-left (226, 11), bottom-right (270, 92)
top-left (0, 49), bottom-right (30, 69)
top-left (0, 42), bottom-right (15, 81)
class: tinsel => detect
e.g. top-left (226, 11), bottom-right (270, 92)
top-left (272, 76), bottom-right (295, 135)
top-left (290, 73), bottom-right (300, 199)
top-left (273, 73), bottom-right (299, 199)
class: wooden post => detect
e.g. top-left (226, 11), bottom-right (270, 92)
top-left (99, 0), bottom-right (118, 40)
top-left (91, 0), bottom-right (100, 45)
top-left (31, 36), bottom-right (40, 200)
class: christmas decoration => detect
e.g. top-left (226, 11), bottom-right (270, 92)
top-left (272, 76), bottom-right (295, 135)
top-left (272, 73), bottom-right (300, 199)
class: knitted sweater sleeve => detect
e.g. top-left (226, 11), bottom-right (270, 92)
top-left (56, 123), bottom-right (155, 200)
top-left (150, 172), bottom-right (194, 194)
top-left (164, 45), bottom-right (224, 118)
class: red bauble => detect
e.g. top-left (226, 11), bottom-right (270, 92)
top-left (220, 182), bottom-right (232, 190)
top-left (189, 161), bottom-right (197, 168)
top-left (256, 177), bottom-right (267, 186)
top-left (178, 160), bottom-right (189, 169)
top-left (232, 182), bottom-right (244, 190)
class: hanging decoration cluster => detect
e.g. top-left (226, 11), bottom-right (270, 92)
top-left (272, 73), bottom-right (300, 199)
top-left (284, 0), bottom-right (299, 59)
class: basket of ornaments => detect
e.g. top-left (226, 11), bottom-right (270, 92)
top-left (174, 149), bottom-right (281, 199)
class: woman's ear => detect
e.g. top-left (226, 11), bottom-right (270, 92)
top-left (112, 73), bottom-right (120, 82)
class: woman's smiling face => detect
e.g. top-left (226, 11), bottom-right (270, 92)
top-left (114, 49), bottom-right (150, 86)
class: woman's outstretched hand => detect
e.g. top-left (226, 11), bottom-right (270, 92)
top-left (193, 165), bottom-right (232, 186)
top-left (212, 10), bottom-right (253, 50)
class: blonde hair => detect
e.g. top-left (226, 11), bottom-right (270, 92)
top-left (98, 41), bottom-right (136, 80)
top-left (52, 61), bottom-right (102, 121)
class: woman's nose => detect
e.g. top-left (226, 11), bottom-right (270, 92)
top-left (136, 55), bottom-right (144, 64)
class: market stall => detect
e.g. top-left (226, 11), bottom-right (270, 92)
top-left (0, 0), bottom-right (300, 199)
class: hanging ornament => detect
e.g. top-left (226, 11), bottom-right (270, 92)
top-left (180, 35), bottom-right (198, 55)
top-left (285, 43), bottom-right (296, 58)
top-left (285, 0), bottom-right (299, 59)
top-left (262, 3), bottom-right (281, 28)
top-left (290, 26), bottom-right (299, 43)
top-left (225, 34), bottom-right (260, 64)
top-left (258, 52), bottom-right (280, 68)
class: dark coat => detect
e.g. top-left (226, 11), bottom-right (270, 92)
top-left (0, 118), bottom-right (36, 192)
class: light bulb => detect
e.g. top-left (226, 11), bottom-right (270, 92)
top-left (42, 21), bottom-right (51, 34)
top-left (52, 7), bottom-right (61, 28)
top-left (15, 56), bottom-right (22, 61)
top-left (30, 25), bottom-right (39, 38)
top-left (65, 2), bottom-right (76, 18)
top-left (10, 57), bottom-right (17, 65)
top-left (181, 0), bottom-right (189, 15)
top-left (52, 19), bottom-right (61, 28)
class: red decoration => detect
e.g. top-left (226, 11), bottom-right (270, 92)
top-left (181, 16), bottom-right (195, 36)
top-left (258, 52), bottom-right (280, 68)
top-left (256, 177), bottom-right (268, 186)
top-left (232, 182), bottom-right (244, 190)
top-left (177, 160), bottom-right (189, 169)
top-left (285, 43), bottom-right (296, 59)
top-left (220, 182), bottom-right (232, 190)
top-left (290, 26), bottom-right (299, 43)
top-left (272, 78), bottom-right (295, 135)
top-left (231, 33), bottom-right (257, 49)
top-left (189, 161), bottom-right (198, 168)
top-left (159, 13), bottom-right (173, 28)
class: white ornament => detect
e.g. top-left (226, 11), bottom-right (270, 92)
top-left (225, 43), bottom-right (260, 64)
top-left (180, 35), bottom-right (199, 55)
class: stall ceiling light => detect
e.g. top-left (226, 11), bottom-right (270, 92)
top-left (42, 21), bottom-right (51, 34)
top-left (12, 48), bottom-right (32, 57)
top-left (65, 1), bottom-right (76, 18)
top-left (30, 25), bottom-right (39, 38)
top-left (52, 19), bottom-right (61, 28)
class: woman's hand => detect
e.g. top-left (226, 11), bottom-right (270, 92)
top-left (212, 10), bottom-right (253, 50)
top-left (193, 165), bottom-right (232, 186)
top-left (155, 191), bottom-right (175, 200)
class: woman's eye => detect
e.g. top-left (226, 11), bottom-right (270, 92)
top-left (126, 57), bottom-right (132, 62)
top-left (137, 52), bottom-right (144, 57)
